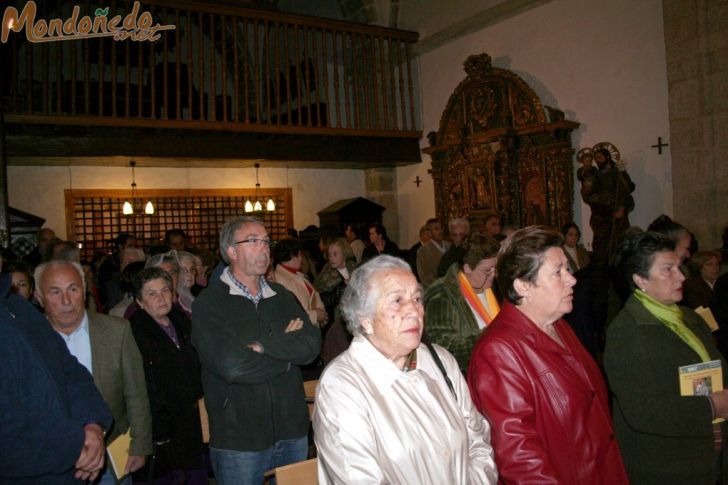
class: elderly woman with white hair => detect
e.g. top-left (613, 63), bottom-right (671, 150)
top-left (312, 255), bottom-right (497, 484)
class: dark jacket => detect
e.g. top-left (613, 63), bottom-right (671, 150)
top-left (712, 273), bottom-right (728, 358)
top-left (361, 240), bottom-right (400, 261)
top-left (682, 276), bottom-right (713, 310)
top-left (130, 306), bottom-right (204, 473)
top-left (604, 294), bottom-right (728, 484)
top-left (191, 273), bottom-right (321, 451)
top-left (0, 275), bottom-right (112, 483)
top-left (468, 301), bottom-right (627, 484)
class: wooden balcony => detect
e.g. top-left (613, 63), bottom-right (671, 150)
top-left (1, 0), bottom-right (422, 166)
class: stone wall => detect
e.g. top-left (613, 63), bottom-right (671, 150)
top-left (365, 167), bottom-right (400, 244)
top-left (664, 0), bottom-right (728, 249)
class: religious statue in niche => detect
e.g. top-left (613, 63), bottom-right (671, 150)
top-left (513, 93), bottom-right (535, 126)
top-left (577, 142), bottom-right (636, 264)
top-left (467, 165), bottom-right (495, 210)
top-left (524, 177), bottom-right (547, 226)
top-left (469, 86), bottom-right (498, 130)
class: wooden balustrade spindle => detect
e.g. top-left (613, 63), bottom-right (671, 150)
top-left (387, 37), bottom-right (397, 129)
top-left (243, 18), bottom-right (250, 123)
top-left (149, 34), bottom-right (155, 119)
top-left (124, 29), bottom-right (129, 117)
top-left (233, 16), bottom-right (240, 122)
top-left (221, 15), bottom-right (228, 122)
top-left (406, 42), bottom-right (416, 131)
top-left (310, 27), bottom-right (322, 127)
top-left (162, 7), bottom-right (169, 120)
top-left (351, 33), bottom-right (361, 129)
top-left (175, 9), bottom-right (181, 120)
top-left (320, 29), bottom-right (331, 128)
top-left (303, 26), bottom-right (312, 127)
top-left (98, 30), bottom-right (104, 116)
top-left (341, 32), bottom-right (353, 128)
top-left (273, 22), bottom-right (281, 125)
top-left (136, 40), bottom-right (143, 118)
top-left (111, 0), bottom-right (118, 117)
top-left (396, 40), bottom-right (407, 131)
top-left (186, 11), bottom-right (193, 121)
top-left (370, 35), bottom-right (381, 130)
top-left (283, 23), bottom-right (292, 124)
top-left (198, 11), bottom-right (205, 120)
top-left (361, 34), bottom-right (372, 129)
top-left (293, 25), bottom-right (302, 126)
top-left (253, 19), bottom-right (261, 123)
top-left (264, 20), bottom-right (271, 124)
top-left (210, 13), bottom-right (217, 122)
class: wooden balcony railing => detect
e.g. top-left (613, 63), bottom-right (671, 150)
top-left (2, 0), bottom-right (421, 137)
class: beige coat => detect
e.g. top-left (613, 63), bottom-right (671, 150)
top-left (274, 265), bottom-right (326, 326)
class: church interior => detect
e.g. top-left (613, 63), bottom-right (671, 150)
top-left (1, 0), bottom-right (726, 257)
top-left (3, 1), bottom-right (728, 483)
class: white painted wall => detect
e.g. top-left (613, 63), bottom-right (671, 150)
top-left (8, 165), bottom-right (365, 240)
top-left (397, 0), bottom-right (672, 248)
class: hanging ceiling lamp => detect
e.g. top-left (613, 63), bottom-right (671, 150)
top-left (123, 160), bottom-right (154, 215)
top-left (245, 163), bottom-right (275, 213)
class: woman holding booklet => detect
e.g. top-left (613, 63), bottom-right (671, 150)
top-left (605, 231), bottom-right (728, 484)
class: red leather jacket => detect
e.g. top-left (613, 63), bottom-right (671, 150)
top-left (467, 302), bottom-right (628, 484)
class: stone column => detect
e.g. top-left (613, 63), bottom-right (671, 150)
top-left (365, 167), bottom-right (400, 245)
top-left (663, 0), bottom-right (728, 248)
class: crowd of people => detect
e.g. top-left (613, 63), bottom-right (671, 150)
top-left (2, 212), bottom-right (728, 484)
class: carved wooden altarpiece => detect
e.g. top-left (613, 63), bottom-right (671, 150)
top-left (422, 53), bottom-right (580, 232)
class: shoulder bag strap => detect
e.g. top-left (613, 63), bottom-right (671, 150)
top-left (425, 341), bottom-right (457, 401)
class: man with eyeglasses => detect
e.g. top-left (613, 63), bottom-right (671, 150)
top-left (191, 216), bottom-right (321, 485)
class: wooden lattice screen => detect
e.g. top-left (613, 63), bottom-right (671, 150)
top-left (65, 188), bottom-right (293, 261)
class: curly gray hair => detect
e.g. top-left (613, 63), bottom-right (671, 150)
top-left (339, 255), bottom-right (412, 336)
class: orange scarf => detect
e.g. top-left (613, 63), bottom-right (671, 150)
top-left (457, 271), bottom-right (500, 326)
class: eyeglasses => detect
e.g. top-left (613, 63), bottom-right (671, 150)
top-left (234, 238), bottom-right (276, 248)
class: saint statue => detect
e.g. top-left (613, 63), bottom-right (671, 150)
top-left (577, 146), bottom-right (635, 263)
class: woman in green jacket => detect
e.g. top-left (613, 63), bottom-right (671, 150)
top-left (605, 231), bottom-right (728, 484)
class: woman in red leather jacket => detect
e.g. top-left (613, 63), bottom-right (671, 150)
top-left (467, 226), bottom-right (628, 484)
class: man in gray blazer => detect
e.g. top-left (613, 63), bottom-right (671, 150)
top-left (35, 260), bottom-right (153, 482)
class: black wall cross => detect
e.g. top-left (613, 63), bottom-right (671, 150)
top-left (651, 137), bottom-right (669, 154)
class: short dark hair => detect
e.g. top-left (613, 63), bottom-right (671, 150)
top-left (132, 267), bottom-right (173, 302)
top-left (647, 215), bottom-right (688, 241)
top-left (368, 223), bottom-right (387, 240)
top-left (462, 233), bottom-right (500, 268)
top-left (425, 218), bottom-right (440, 229)
top-left (561, 223), bottom-right (580, 237)
top-left (497, 226), bottom-right (564, 305)
top-left (613, 231), bottom-right (675, 292)
top-left (273, 238), bottom-right (302, 266)
top-left (165, 229), bottom-right (187, 242)
top-left (5, 260), bottom-right (32, 279)
top-left (120, 260), bottom-right (146, 295)
top-left (114, 233), bottom-right (134, 248)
